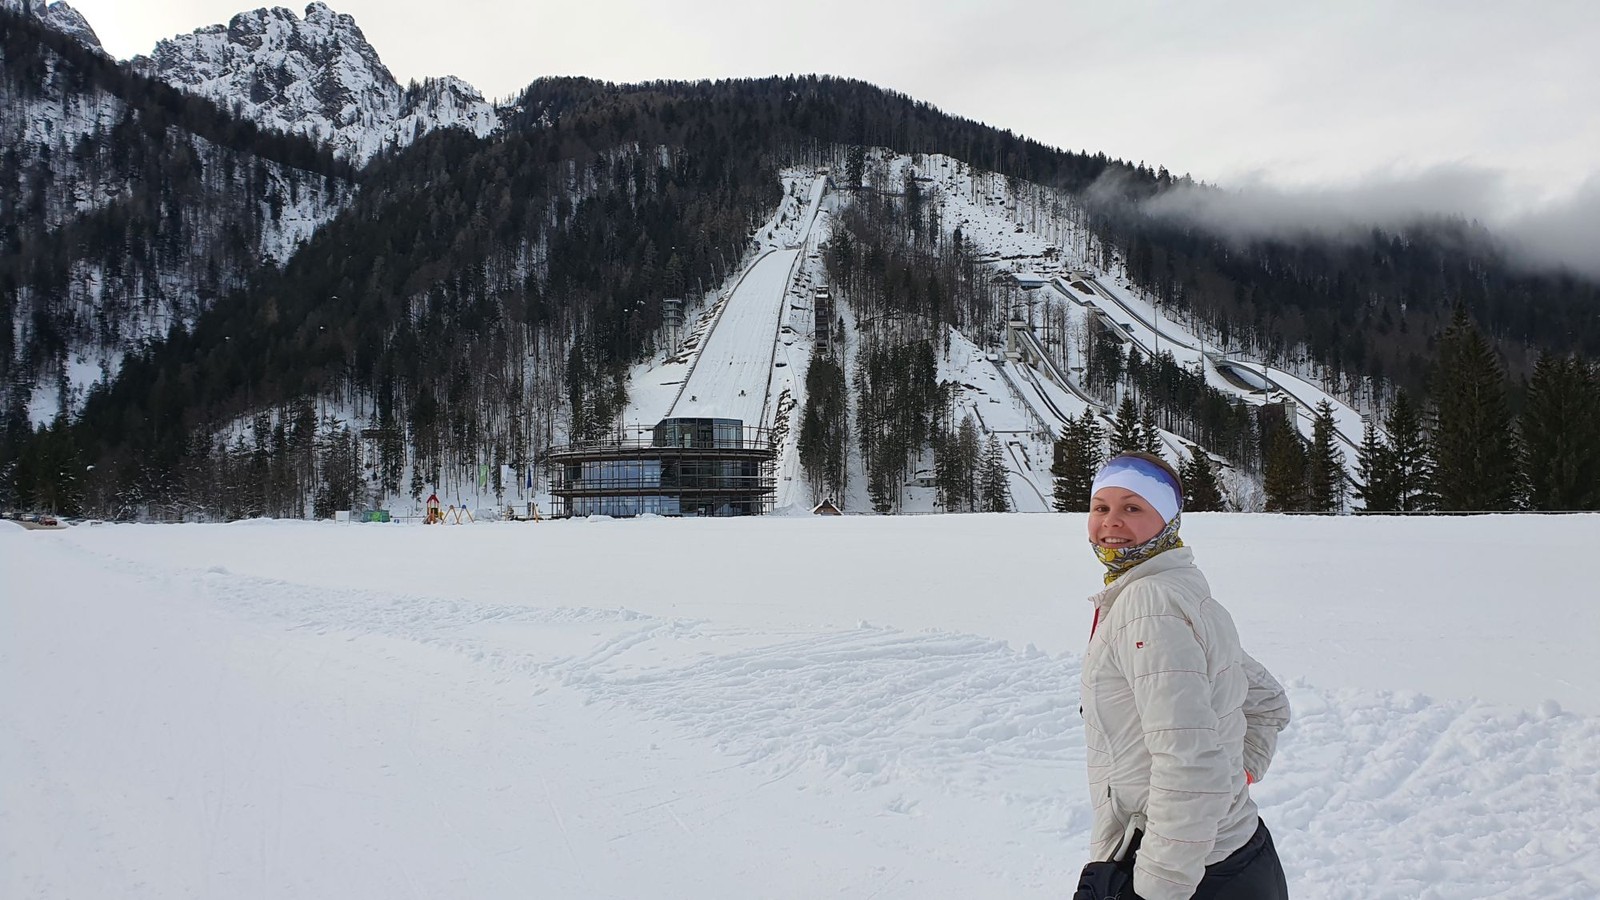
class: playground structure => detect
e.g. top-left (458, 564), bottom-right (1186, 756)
top-left (424, 492), bottom-right (476, 525)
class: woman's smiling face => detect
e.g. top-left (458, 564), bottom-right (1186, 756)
top-left (1088, 487), bottom-right (1168, 548)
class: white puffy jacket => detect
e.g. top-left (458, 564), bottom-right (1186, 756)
top-left (1080, 547), bottom-right (1290, 900)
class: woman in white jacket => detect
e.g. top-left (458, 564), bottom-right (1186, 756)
top-left (1077, 452), bottom-right (1291, 900)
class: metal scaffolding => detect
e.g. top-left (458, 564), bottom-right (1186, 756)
top-left (545, 420), bottom-right (778, 518)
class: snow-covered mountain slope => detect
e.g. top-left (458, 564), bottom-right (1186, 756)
top-left (618, 160), bottom-right (1088, 515)
top-left (1, 11), bottom-right (357, 424)
top-left (0, 0), bottom-right (103, 51)
top-left (132, 2), bottom-right (499, 165)
top-left (623, 151), bottom-right (1374, 515)
top-left (891, 150), bottom-right (1370, 504)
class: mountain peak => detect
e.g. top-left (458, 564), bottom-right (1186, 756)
top-left (2, 0), bottom-right (105, 52)
top-left (132, 2), bottom-right (498, 165)
top-left (301, 1), bottom-right (353, 27)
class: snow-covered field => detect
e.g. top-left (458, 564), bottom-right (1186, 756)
top-left (5, 514), bottom-right (1598, 899)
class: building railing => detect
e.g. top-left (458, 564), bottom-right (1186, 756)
top-left (547, 422), bottom-right (777, 456)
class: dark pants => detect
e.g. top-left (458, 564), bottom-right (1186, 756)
top-left (1190, 818), bottom-right (1289, 900)
top-left (1076, 818), bottom-right (1289, 900)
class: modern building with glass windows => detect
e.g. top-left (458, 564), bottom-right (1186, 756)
top-left (546, 418), bottom-right (777, 518)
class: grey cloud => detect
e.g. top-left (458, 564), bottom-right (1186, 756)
top-left (1133, 168), bottom-right (1600, 282)
top-left (1139, 167), bottom-right (1504, 240)
top-left (1497, 179), bottom-right (1600, 281)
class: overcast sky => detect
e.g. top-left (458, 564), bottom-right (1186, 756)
top-left (67, 0), bottom-right (1600, 269)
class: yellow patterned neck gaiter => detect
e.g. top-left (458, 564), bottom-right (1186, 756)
top-left (1092, 514), bottom-right (1184, 585)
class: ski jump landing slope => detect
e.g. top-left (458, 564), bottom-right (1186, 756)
top-left (669, 248), bottom-right (801, 427)
top-left (1062, 274), bottom-right (1366, 454)
top-left (667, 176), bottom-right (824, 429)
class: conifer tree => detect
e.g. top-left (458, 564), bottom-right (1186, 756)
top-left (798, 404), bottom-right (828, 499)
top-left (869, 465), bottom-right (893, 515)
top-left (980, 435), bottom-right (1011, 512)
top-left (1081, 408), bottom-right (1105, 471)
top-left (845, 145), bottom-right (867, 191)
top-left (1139, 402), bottom-right (1162, 454)
top-left (957, 415), bottom-right (981, 511)
top-left (409, 466), bottom-right (427, 505)
top-left (1429, 308), bottom-right (1520, 510)
top-left (312, 428), bottom-right (361, 519)
top-left (1521, 353), bottom-right (1600, 510)
top-left (1052, 408), bottom-right (1102, 511)
top-left (0, 394), bottom-right (31, 511)
top-left (1181, 449), bottom-right (1226, 512)
top-left (936, 414), bottom-right (982, 512)
top-left (24, 414), bottom-right (85, 516)
top-left (1050, 432), bottom-right (1079, 513)
top-left (1308, 399), bottom-right (1346, 513)
top-left (1110, 394), bottom-right (1142, 456)
top-left (799, 351), bottom-right (849, 502)
top-left (1354, 417), bottom-right (1399, 511)
top-left (1384, 390), bottom-right (1433, 511)
top-left (1263, 422), bottom-right (1309, 511)
top-left (934, 430), bottom-right (957, 512)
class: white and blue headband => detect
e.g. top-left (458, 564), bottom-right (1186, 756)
top-left (1091, 455), bottom-right (1183, 524)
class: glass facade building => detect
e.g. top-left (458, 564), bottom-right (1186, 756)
top-left (547, 418), bottom-right (776, 518)
top-left (652, 419), bottom-right (746, 449)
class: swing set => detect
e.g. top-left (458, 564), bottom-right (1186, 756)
top-left (424, 492), bottom-right (474, 525)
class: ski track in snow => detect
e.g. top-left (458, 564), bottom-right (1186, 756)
top-left (9, 527), bottom-right (1598, 899)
